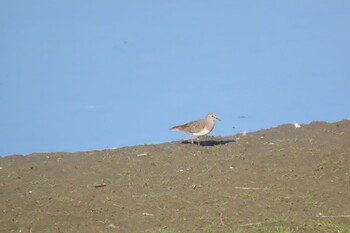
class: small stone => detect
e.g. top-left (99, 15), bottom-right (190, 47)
top-left (137, 152), bottom-right (149, 157)
top-left (106, 223), bottom-right (116, 229)
top-left (142, 212), bottom-right (154, 216)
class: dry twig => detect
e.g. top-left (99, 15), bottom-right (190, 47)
top-left (219, 212), bottom-right (226, 226)
top-left (94, 183), bottom-right (107, 188)
top-left (318, 213), bottom-right (350, 218)
top-left (234, 187), bottom-right (269, 190)
top-left (240, 222), bottom-right (262, 227)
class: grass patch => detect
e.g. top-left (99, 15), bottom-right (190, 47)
top-left (308, 220), bottom-right (350, 233)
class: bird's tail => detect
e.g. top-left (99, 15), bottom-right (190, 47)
top-left (170, 125), bottom-right (181, 131)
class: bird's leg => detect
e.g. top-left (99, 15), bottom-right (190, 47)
top-left (197, 136), bottom-right (200, 146)
top-left (189, 135), bottom-right (194, 144)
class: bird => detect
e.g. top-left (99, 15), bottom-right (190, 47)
top-left (170, 112), bottom-right (221, 145)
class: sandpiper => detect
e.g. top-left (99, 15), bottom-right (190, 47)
top-left (170, 112), bottom-right (221, 145)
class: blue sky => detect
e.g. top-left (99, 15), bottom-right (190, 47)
top-left (1, 1), bottom-right (349, 156)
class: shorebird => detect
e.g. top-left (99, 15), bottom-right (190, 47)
top-left (170, 112), bottom-right (221, 145)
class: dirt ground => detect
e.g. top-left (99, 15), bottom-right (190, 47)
top-left (1, 120), bottom-right (350, 233)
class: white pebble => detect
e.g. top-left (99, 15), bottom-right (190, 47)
top-left (106, 223), bottom-right (116, 229)
top-left (142, 212), bottom-right (154, 216)
top-left (137, 152), bottom-right (149, 157)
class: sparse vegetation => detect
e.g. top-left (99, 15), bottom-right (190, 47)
top-left (1, 120), bottom-right (349, 232)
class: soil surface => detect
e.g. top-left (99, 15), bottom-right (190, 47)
top-left (1, 120), bottom-right (350, 233)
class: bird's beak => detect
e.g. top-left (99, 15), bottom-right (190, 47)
top-left (216, 116), bottom-right (222, 121)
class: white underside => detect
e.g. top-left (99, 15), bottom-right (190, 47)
top-left (192, 128), bottom-right (210, 136)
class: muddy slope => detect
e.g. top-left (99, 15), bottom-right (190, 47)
top-left (1, 120), bottom-right (350, 232)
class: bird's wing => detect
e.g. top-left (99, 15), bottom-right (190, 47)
top-left (170, 120), bottom-right (205, 133)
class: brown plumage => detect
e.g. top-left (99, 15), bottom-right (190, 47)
top-left (170, 112), bottom-right (221, 145)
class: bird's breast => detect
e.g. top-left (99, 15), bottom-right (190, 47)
top-left (192, 128), bottom-right (211, 136)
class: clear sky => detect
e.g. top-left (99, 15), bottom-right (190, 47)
top-left (1, 1), bottom-right (349, 156)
